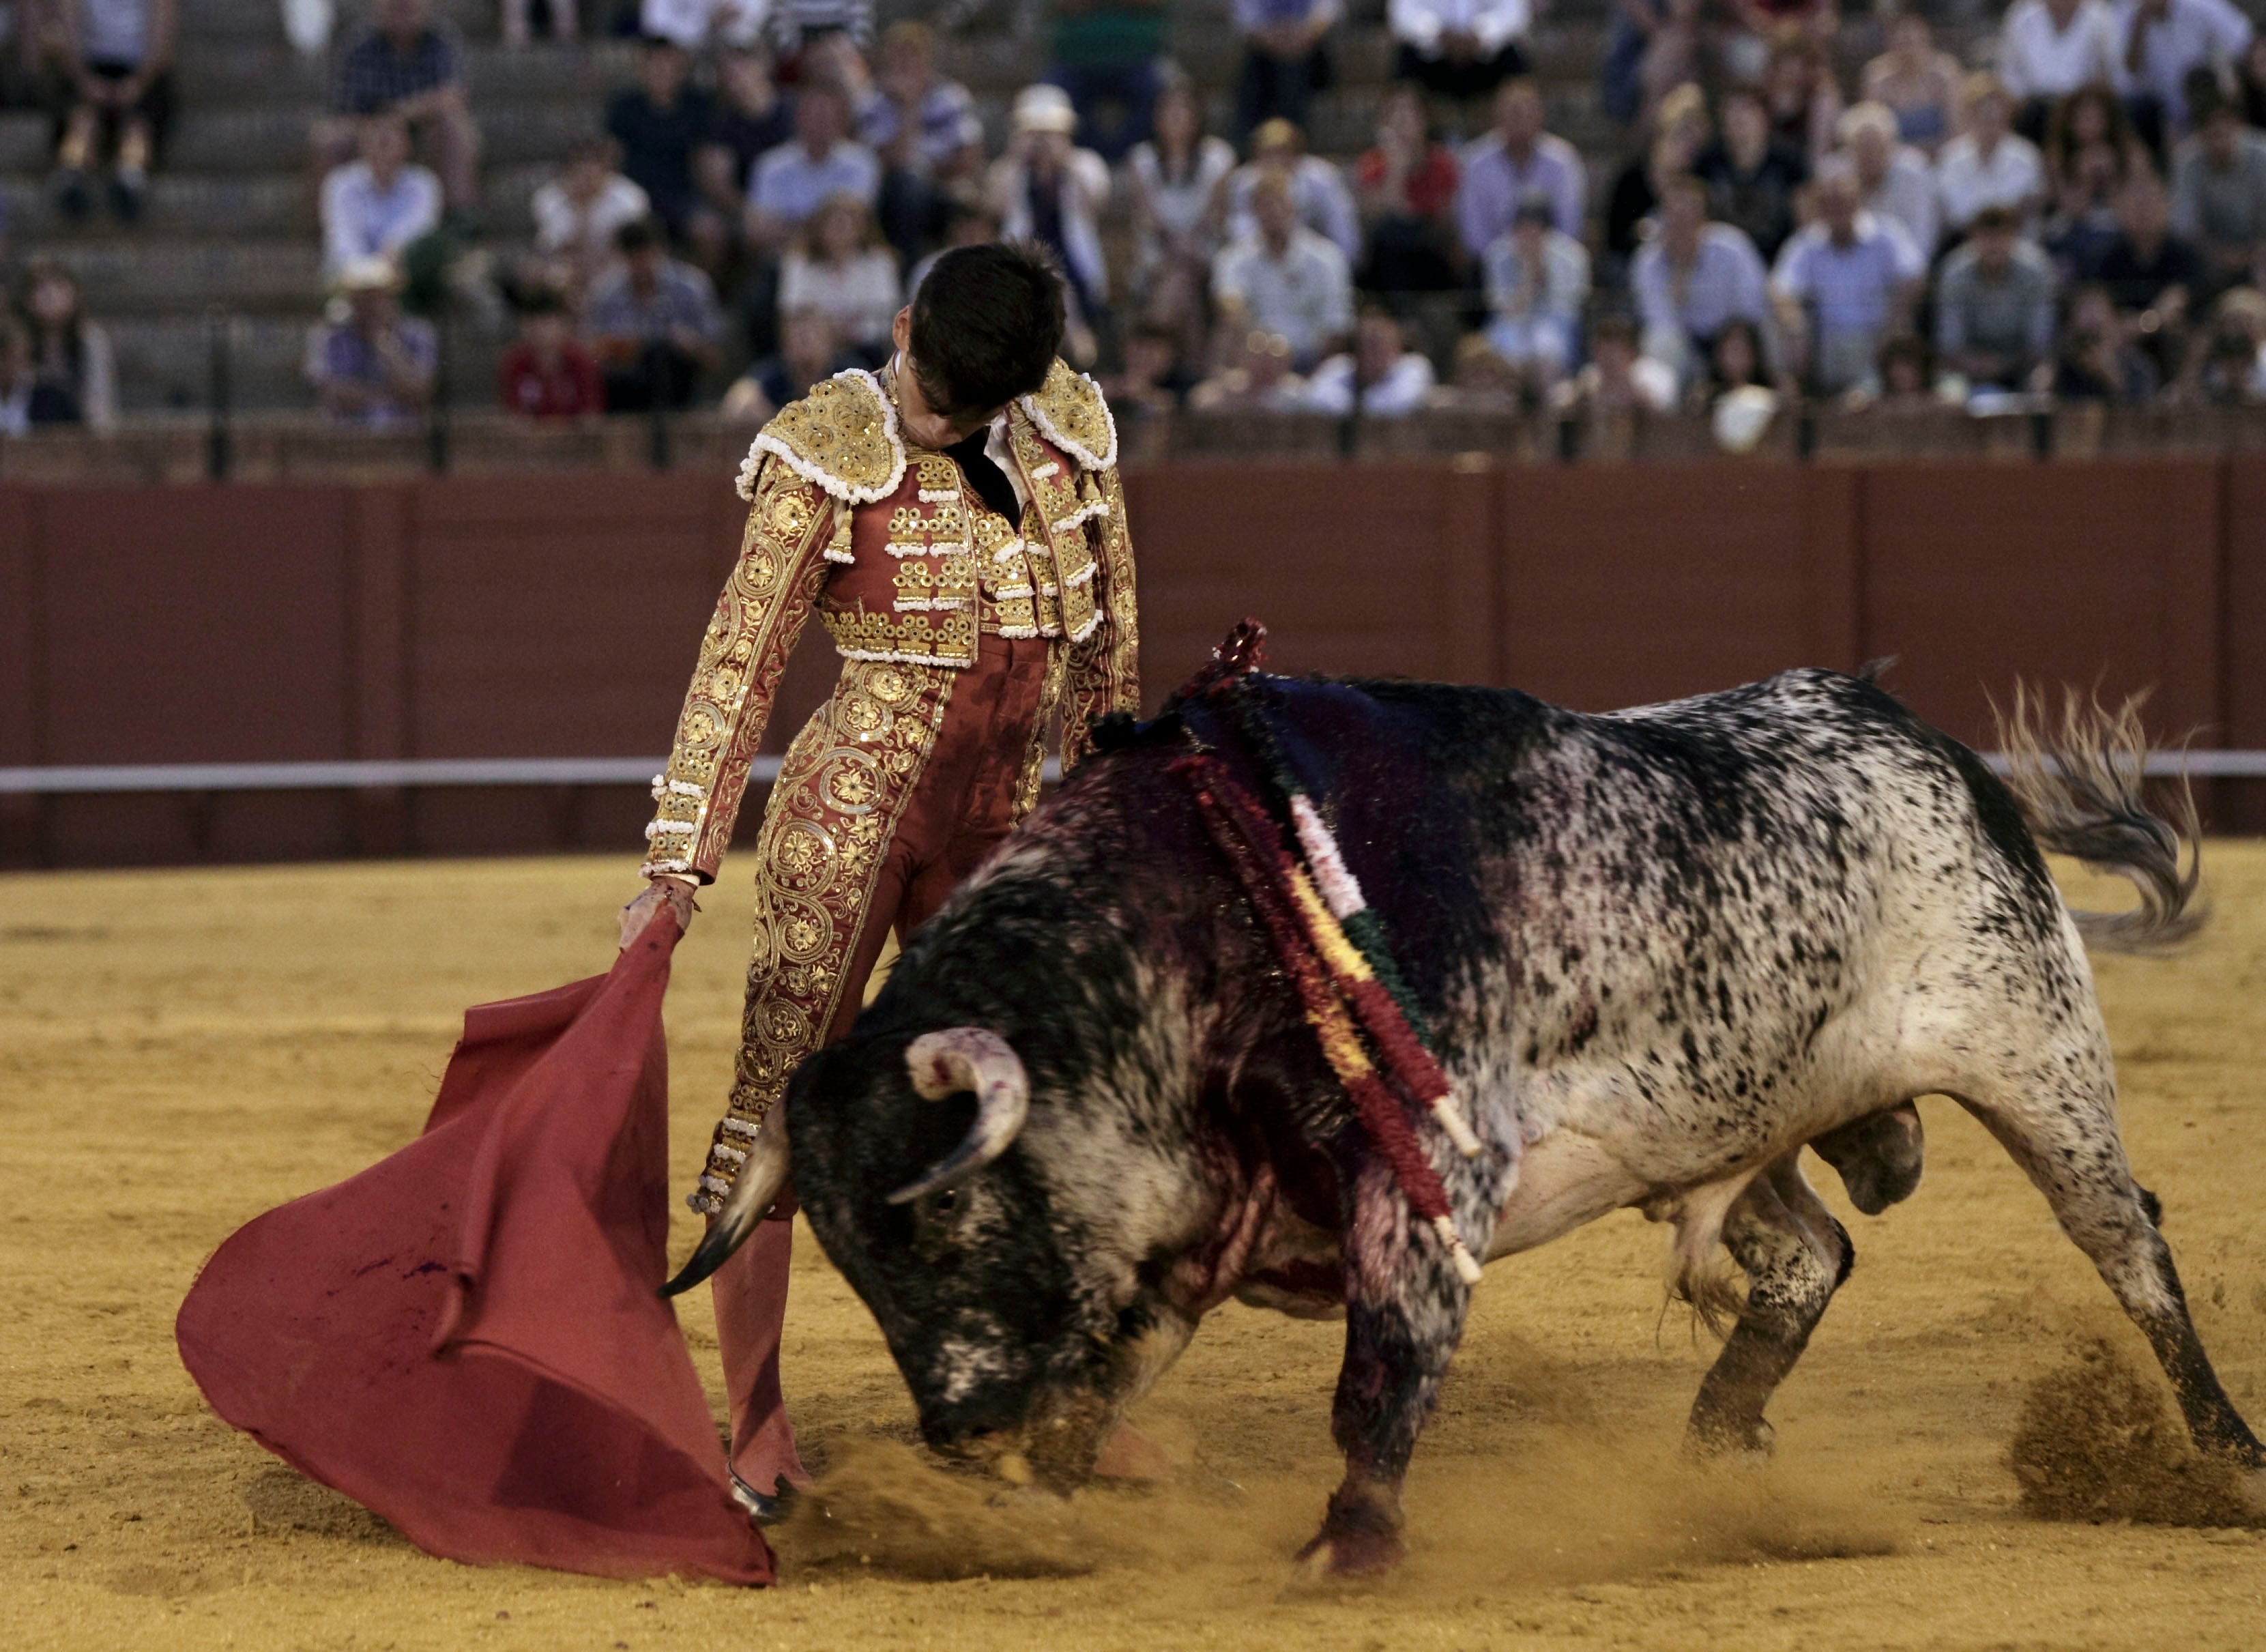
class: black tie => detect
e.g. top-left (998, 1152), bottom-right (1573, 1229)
top-left (941, 426), bottom-right (1021, 525)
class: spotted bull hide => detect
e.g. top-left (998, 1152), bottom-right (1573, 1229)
top-left (775, 668), bottom-right (2261, 1574)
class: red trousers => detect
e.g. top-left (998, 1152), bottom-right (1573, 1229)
top-left (709, 633), bottom-right (1059, 1493)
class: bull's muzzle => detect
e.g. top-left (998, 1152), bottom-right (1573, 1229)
top-left (888, 1028), bottom-right (1030, 1204)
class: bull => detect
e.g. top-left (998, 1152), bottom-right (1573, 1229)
top-left (667, 662), bottom-right (2263, 1574)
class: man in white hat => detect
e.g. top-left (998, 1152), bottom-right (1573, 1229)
top-left (990, 85), bottom-right (1113, 330)
top-left (304, 257), bottom-right (437, 429)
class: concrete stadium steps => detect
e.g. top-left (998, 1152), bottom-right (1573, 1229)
top-left (171, 38), bottom-right (639, 107)
top-left (38, 240), bottom-right (322, 315)
top-left (1, 175), bottom-right (317, 240)
top-left (158, 100), bottom-right (603, 172)
top-left (106, 310), bottom-right (513, 413)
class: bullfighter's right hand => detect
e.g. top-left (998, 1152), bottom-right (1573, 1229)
top-left (619, 876), bottom-right (698, 950)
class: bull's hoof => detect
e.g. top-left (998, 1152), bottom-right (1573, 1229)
top-left (2238, 1466), bottom-right (2266, 1523)
top-left (1294, 1526), bottom-right (1406, 1579)
top-left (1295, 1479), bottom-right (1406, 1578)
top-left (1683, 1413), bottom-right (1774, 1464)
top-left (1092, 1420), bottom-right (1174, 1484)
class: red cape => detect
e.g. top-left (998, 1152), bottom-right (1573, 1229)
top-left (175, 915), bottom-right (771, 1584)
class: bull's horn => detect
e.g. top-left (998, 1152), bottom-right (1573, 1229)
top-left (658, 1116), bottom-right (791, 1299)
top-left (886, 1028), bottom-right (1030, 1205)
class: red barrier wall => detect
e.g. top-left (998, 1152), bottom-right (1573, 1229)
top-left (4, 454), bottom-right (2261, 869)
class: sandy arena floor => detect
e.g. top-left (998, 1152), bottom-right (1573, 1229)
top-left (3, 848), bottom-right (2263, 1651)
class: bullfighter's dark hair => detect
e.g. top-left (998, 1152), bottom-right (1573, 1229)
top-left (908, 242), bottom-right (1066, 418)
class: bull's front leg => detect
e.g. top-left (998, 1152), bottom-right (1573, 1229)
top-left (1301, 1164), bottom-right (1473, 1577)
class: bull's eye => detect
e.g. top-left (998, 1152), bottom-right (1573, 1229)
top-left (933, 1189), bottom-right (959, 1215)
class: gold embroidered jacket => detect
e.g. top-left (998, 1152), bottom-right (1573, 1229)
top-left (642, 362), bottom-right (1140, 880)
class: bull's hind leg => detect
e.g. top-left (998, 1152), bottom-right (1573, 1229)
top-left (1960, 1075), bottom-right (2263, 1476)
top-left (1685, 1155), bottom-right (1853, 1456)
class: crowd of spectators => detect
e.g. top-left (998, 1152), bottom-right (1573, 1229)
top-left (10, 0), bottom-right (2266, 438)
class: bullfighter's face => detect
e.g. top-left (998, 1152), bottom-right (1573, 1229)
top-left (783, 1028), bottom-right (1193, 1488)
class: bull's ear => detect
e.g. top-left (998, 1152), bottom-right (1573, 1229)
top-left (888, 1028), bottom-right (1030, 1204)
top-left (659, 1116), bottom-right (790, 1298)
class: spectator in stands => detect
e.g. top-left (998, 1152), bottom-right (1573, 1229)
top-left (1867, 333), bottom-right (1936, 409)
top-left (1936, 74), bottom-right (2046, 240)
top-left (1455, 78), bottom-right (1584, 260)
top-left (1227, 119), bottom-right (1361, 263)
top-left (701, 45), bottom-right (795, 215)
top-left (1444, 333), bottom-right (1520, 409)
top-left (2091, 166), bottom-right (2202, 378)
top-left (530, 137), bottom-right (651, 309)
top-left (1553, 313), bottom-right (1677, 414)
top-left (772, 0), bottom-right (875, 57)
top-left (2000, 0), bottom-right (2122, 141)
top-left (1722, 0), bottom-right (1837, 79)
top-left (1934, 203), bottom-right (2059, 390)
top-left (2240, 34), bottom-right (2266, 127)
top-left (305, 256), bottom-right (433, 429)
top-left (1694, 86), bottom-right (1810, 263)
top-left (607, 36), bottom-right (729, 273)
top-left (746, 76), bottom-right (879, 253)
top-left (907, 198), bottom-right (1001, 295)
top-left (1633, 175), bottom-right (1772, 392)
top-left (47, 0), bottom-right (176, 221)
top-left (497, 292), bottom-right (602, 420)
top-left (586, 216), bottom-right (725, 411)
top-left (2192, 284), bottom-right (2266, 400)
top-left (1840, 100), bottom-right (1938, 262)
top-left (2043, 83), bottom-right (2150, 272)
top-left (320, 111), bottom-right (441, 282)
top-left (1761, 27), bottom-right (1842, 162)
top-left (1600, 0), bottom-right (1704, 130)
top-left (1696, 315), bottom-right (1771, 407)
top-left (1044, 0), bottom-right (1167, 163)
top-left (723, 304), bottom-right (860, 422)
top-left (1235, 0), bottom-right (1337, 141)
top-left (0, 315), bottom-right (32, 437)
top-left (1101, 323), bottom-right (1189, 420)
top-left (2054, 279), bottom-right (2159, 396)
top-left (1481, 194), bottom-right (1588, 395)
top-left (1189, 328), bottom-right (1308, 410)
top-left (2112, 0), bottom-right (2253, 148)
top-left (320, 0), bottom-right (479, 218)
top-left (1353, 83), bottom-right (1462, 298)
top-left (1213, 170), bottom-right (1353, 369)
top-left (991, 85), bottom-right (1113, 338)
top-left (778, 190), bottom-right (899, 359)
top-left (15, 259), bottom-right (117, 428)
top-left (639, 0), bottom-right (764, 50)
top-left (502, 0), bottom-right (577, 46)
top-left (1602, 81), bottom-right (1708, 268)
top-left (2171, 72), bottom-right (2266, 295)
top-left (860, 22), bottom-right (984, 263)
top-left (1129, 78), bottom-right (1236, 360)
top-left (1859, 12), bottom-right (1961, 157)
top-left (1771, 156), bottom-right (1926, 396)
top-left (1303, 307), bottom-right (1436, 414)
top-left (1391, 0), bottom-right (1530, 110)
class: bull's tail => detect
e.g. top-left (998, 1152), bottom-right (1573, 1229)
top-left (1995, 684), bottom-right (2207, 954)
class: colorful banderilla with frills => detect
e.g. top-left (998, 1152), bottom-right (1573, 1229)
top-left (1170, 750), bottom-right (1486, 1287)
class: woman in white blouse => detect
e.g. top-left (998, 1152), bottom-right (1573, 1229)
top-left (1125, 80), bottom-right (1236, 351)
top-left (776, 191), bottom-right (903, 360)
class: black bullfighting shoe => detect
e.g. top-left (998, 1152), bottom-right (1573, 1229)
top-left (729, 1470), bottom-right (797, 1526)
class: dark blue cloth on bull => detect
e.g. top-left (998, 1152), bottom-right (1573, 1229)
top-left (1145, 654), bottom-right (1497, 1053)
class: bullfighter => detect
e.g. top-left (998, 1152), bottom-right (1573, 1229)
top-left (618, 242), bottom-right (1140, 1518)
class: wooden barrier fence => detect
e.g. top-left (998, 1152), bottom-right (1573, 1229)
top-left (3, 452), bottom-right (2261, 868)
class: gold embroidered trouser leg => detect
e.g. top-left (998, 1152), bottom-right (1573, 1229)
top-left (705, 638), bottom-right (1060, 1494)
